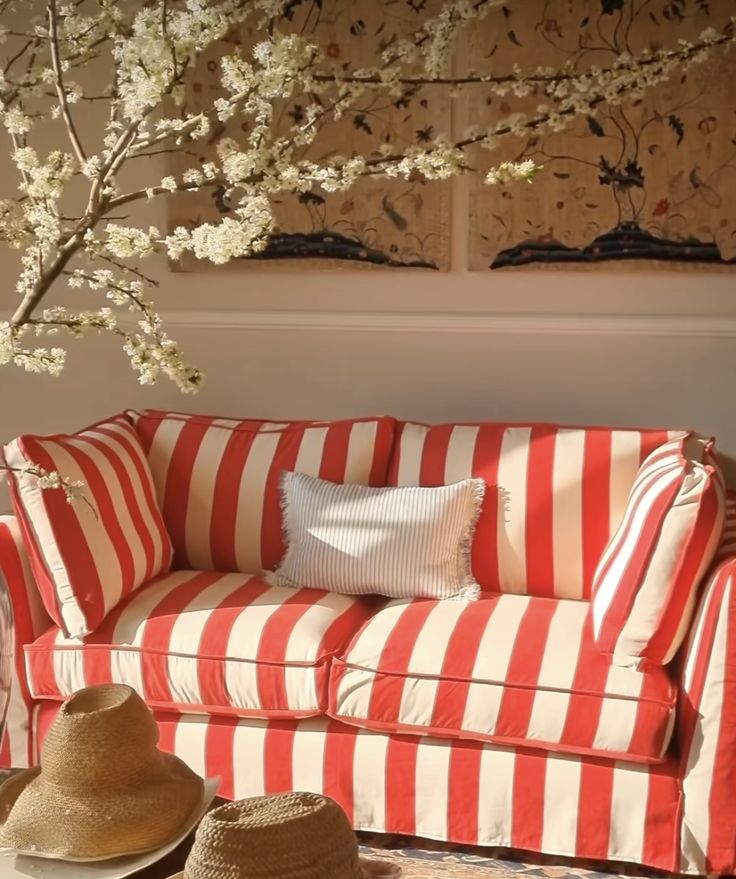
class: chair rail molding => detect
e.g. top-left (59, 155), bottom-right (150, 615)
top-left (156, 310), bottom-right (736, 337)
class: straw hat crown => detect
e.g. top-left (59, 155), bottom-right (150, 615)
top-left (179, 792), bottom-right (379, 879)
top-left (0, 684), bottom-right (203, 860)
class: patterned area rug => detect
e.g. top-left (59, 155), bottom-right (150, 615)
top-left (358, 835), bottom-right (652, 879)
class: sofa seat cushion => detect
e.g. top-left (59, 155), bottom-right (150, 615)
top-left (329, 592), bottom-right (677, 763)
top-left (25, 570), bottom-right (379, 717)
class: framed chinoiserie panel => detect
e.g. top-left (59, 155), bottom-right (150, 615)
top-left (467, 1), bottom-right (736, 272)
top-left (167, 1), bottom-right (452, 272)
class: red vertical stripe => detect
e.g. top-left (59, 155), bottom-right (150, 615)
top-left (209, 429), bottom-right (260, 572)
top-left (156, 711), bottom-right (178, 755)
top-left (576, 759), bottom-right (614, 859)
top-left (14, 439), bottom-right (106, 632)
top-left (447, 740), bottom-right (483, 842)
top-left (366, 601), bottom-right (437, 722)
top-left (322, 719), bottom-right (359, 824)
top-left (139, 572), bottom-right (222, 703)
top-left (260, 429), bottom-right (305, 570)
top-left (559, 618), bottom-right (615, 752)
top-left (494, 598), bottom-right (557, 738)
top-left (384, 734), bottom-right (419, 836)
top-left (204, 716), bottom-right (238, 800)
top-left (88, 421), bottom-right (171, 577)
top-left (640, 430), bottom-right (673, 464)
top-left (196, 577), bottom-right (270, 708)
top-left (470, 427), bottom-right (505, 589)
top-left (430, 598), bottom-right (495, 731)
top-left (704, 577), bottom-right (736, 872)
top-left (525, 426), bottom-right (557, 597)
top-left (511, 749), bottom-right (546, 851)
top-left (318, 422), bottom-right (353, 483)
top-left (162, 420), bottom-right (213, 568)
top-left (419, 424), bottom-right (453, 486)
top-left (369, 419), bottom-right (396, 486)
top-left (255, 589), bottom-right (325, 711)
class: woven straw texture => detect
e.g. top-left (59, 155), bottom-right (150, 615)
top-left (0, 684), bottom-right (203, 860)
top-left (180, 792), bottom-right (376, 879)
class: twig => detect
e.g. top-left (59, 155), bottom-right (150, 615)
top-left (47, 0), bottom-right (87, 165)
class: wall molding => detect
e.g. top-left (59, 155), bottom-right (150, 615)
top-left (157, 310), bottom-right (736, 337)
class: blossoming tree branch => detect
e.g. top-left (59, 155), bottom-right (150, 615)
top-left (0, 0), bottom-right (734, 405)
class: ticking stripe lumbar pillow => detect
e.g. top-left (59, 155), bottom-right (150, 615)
top-left (3, 415), bottom-right (173, 640)
top-left (590, 434), bottom-right (725, 666)
top-left (268, 471), bottom-right (485, 600)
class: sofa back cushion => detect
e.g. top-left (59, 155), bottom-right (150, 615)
top-left (590, 434), bottom-right (725, 665)
top-left (129, 410), bottom-right (396, 573)
top-left (387, 421), bottom-right (684, 599)
top-left (3, 416), bottom-right (173, 639)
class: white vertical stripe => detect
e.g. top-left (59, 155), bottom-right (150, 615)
top-left (552, 430), bottom-right (586, 599)
top-left (395, 424), bottom-right (426, 485)
top-left (398, 601), bottom-right (467, 725)
top-left (345, 421), bottom-right (380, 483)
top-left (146, 417), bottom-right (185, 509)
top-left (593, 698), bottom-right (637, 756)
top-left (542, 756), bottom-right (582, 853)
top-left (463, 596), bottom-right (529, 733)
top-left (609, 431), bottom-right (645, 536)
top-left (444, 426), bottom-right (480, 483)
top-left (477, 746), bottom-right (515, 846)
top-left (73, 432), bottom-right (146, 583)
top-left (284, 593), bottom-right (357, 664)
top-left (608, 762), bottom-right (648, 862)
top-left (112, 570), bottom-right (193, 645)
top-left (167, 575), bottom-right (246, 706)
top-left (291, 718), bottom-right (328, 793)
top-left (173, 716), bottom-right (208, 778)
top-left (528, 601), bottom-right (586, 742)
top-left (414, 738), bottom-right (451, 840)
top-left (283, 666), bottom-right (319, 712)
top-left (352, 730), bottom-right (389, 829)
top-left (293, 427), bottom-right (328, 476)
top-left (496, 428), bottom-right (531, 594)
top-left (52, 629), bottom-right (86, 695)
top-left (232, 720), bottom-right (267, 798)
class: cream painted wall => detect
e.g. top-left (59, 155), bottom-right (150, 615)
top-left (1, 30), bottom-right (735, 502)
top-left (1, 174), bottom-right (735, 486)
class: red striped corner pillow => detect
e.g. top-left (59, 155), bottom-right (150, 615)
top-left (128, 410), bottom-right (397, 573)
top-left (590, 435), bottom-right (725, 665)
top-left (3, 415), bottom-right (173, 639)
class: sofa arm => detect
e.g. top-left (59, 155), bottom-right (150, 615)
top-left (678, 555), bottom-right (736, 875)
top-left (0, 515), bottom-right (52, 767)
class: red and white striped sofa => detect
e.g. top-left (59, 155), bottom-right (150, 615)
top-left (1, 411), bottom-right (735, 876)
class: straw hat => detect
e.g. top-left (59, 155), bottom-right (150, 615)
top-left (0, 684), bottom-right (204, 861)
top-left (168, 791), bottom-right (399, 879)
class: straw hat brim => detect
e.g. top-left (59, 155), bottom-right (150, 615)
top-left (0, 755), bottom-right (204, 861)
top-left (165, 854), bottom-right (402, 879)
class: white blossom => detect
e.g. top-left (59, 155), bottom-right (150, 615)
top-left (0, 0), bottom-right (732, 406)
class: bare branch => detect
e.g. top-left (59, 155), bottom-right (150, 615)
top-left (47, 0), bottom-right (87, 165)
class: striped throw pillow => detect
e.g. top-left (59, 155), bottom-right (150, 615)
top-left (3, 415), bottom-right (173, 639)
top-left (268, 471), bottom-right (485, 600)
top-left (130, 410), bottom-right (396, 573)
top-left (590, 435), bottom-right (725, 665)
